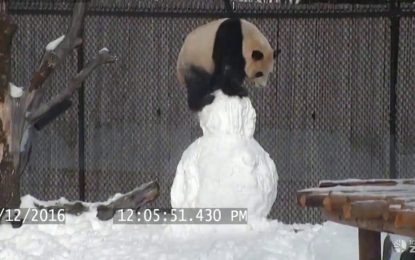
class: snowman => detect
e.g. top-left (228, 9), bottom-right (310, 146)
top-left (171, 90), bottom-right (278, 221)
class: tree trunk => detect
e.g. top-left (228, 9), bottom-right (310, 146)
top-left (0, 1), bottom-right (19, 209)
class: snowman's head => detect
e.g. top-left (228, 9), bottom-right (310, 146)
top-left (199, 90), bottom-right (256, 138)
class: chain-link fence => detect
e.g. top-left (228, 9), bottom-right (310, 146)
top-left (9, 0), bottom-right (415, 224)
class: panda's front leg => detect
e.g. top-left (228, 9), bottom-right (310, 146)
top-left (218, 67), bottom-right (248, 98)
top-left (220, 79), bottom-right (248, 98)
top-left (232, 84), bottom-right (248, 98)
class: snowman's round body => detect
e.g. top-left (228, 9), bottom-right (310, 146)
top-left (171, 91), bottom-right (278, 220)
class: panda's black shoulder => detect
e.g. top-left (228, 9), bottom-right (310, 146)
top-left (218, 18), bottom-right (243, 32)
top-left (212, 18), bottom-right (245, 74)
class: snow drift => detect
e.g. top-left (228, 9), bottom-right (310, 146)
top-left (0, 195), bottom-right (363, 260)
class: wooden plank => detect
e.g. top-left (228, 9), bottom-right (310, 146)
top-left (395, 211), bottom-right (415, 228)
top-left (319, 179), bottom-right (398, 188)
top-left (297, 192), bottom-right (328, 208)
top-left (343, 200), bottom-right (389, 220)
top-left (358, 228), bottom-right (381, 260)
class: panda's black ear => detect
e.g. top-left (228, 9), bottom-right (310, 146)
top-left (252, 50), bottom-right (263, 61)
top-left (273, 49), bottom-right (281, 59)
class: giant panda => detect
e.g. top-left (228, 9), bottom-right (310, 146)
top-left (177, 18), bottom-right (277, 111)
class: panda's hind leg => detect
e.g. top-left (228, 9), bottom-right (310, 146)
top-left (184, 66), bottom-right (215, 111)
top-left (187, 84), bottom-right (215, 112)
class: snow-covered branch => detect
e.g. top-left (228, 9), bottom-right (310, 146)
top-left (45, 35), bottom-right (65, 51)
top-left (9, 83), bottom-right (23, 98)
top-left (29, 19), bottom-right (84, 92)
top-left (26, 48), bottom-right (117, 126)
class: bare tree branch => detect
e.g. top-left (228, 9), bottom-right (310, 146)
top-left (15, 1), bottom-right (89, 174)
top-left (26, 48), bottom-right (117, 124)
top-left (28, 2), bottom-right (86, 93)
top-left (1, 0), bottom-right (127, 217)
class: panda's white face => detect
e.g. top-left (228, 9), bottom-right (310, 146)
top-left (241, 20), bottom-right (277, 88)
top-left (245, 48), bottom-right (276, 88)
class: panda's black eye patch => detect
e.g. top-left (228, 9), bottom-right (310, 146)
top-left (255, 72), bottom-right (263, 78)
top-left (252, 50), bottom-right (263, 61)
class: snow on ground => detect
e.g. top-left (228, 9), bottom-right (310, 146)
top-left (0, 196), bottom-right (366, 260)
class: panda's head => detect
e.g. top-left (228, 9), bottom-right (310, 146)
top-left (241, 20), bottom-right (277, 88)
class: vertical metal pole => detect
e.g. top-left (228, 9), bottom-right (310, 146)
top-left (77, 28), bottom-right (85, 201)
top-left (389, 0), bottom-right (400, 179)
top-left (223, 0), bottom-right (234, 17)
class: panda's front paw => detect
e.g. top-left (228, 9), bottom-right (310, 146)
top-left (237, 88), bottom-right (248, 98)
top-left (202, 94), bottom-right (215, 106)
top-left (221, 85), bottom-right (246, 97)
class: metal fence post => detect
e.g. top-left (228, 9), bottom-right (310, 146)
top-left (389, 0), bottom-right (400, 179)
top-left (77, 27), bottom-right (86, 201)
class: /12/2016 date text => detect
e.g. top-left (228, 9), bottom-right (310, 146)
top-left (0, 208), bottom-right (66, 224)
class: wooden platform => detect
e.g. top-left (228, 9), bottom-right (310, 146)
top-left (297, 178), bottom-right (415, 260)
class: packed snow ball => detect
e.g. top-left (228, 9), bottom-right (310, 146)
top-left (171, 90), bottom-right (278, 220)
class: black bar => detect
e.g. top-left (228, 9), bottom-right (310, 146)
top-left (77, 31), bottom-right (86, 201)
top-left (9, 8), bottom-right (415, 19)
top-left (33, 99), bottom-right (73, 131)
top-left (389, 0), bottom-right (400, 179)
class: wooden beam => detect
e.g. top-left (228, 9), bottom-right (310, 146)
top-left (358, 228), bottom-right (381, 260)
